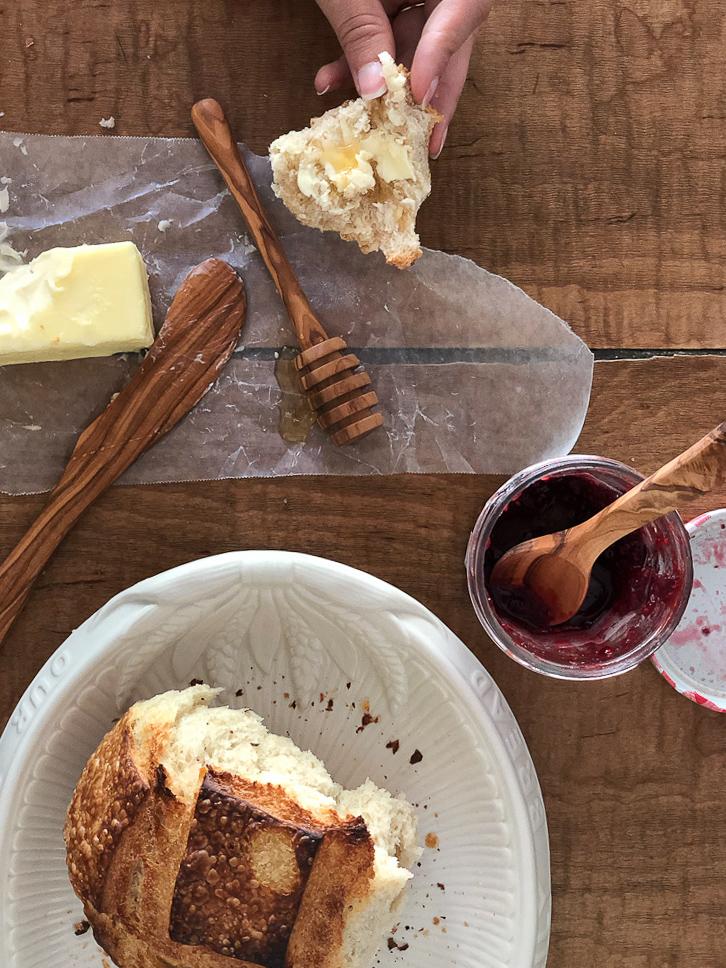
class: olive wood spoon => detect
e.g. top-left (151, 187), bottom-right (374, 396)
top-left (491, 421), bottom-right (726, 627)
top-left (191, 97), bottom-right (383, 447)
top-left (0, 258), bottom-right (246, 647)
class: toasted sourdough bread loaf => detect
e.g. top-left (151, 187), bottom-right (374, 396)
top-left (269, 53), bottom-right (439, 269)
top-left (65, 686), bottom-right (419, 968)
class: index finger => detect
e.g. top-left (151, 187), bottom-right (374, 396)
top-left (410, 0), bottom-right (494, 103)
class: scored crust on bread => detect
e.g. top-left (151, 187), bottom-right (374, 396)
top-left (65, 686), bottom-right (419, 968)
top-left (269, 53), bottom-right (440, 269)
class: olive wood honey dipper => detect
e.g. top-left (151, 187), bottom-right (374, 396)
top-left (192, 98), bottom-right (383, 447)
top-left (0, 259), bottom-right (246, 647)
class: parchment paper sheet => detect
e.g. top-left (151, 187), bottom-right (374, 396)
top-left (0, 131), bottom-right (593, 494)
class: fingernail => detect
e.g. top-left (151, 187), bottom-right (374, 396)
top-left (316, 84), bottom-right (331, 96)
top-left (431, 124), bottom-right (448, 160)
top-left (422, 77), bottom-right (439, 108)
top-left (357, 60), bottom-right (387, 100)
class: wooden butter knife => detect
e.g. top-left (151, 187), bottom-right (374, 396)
top-left (0, 258), bottom-right (246, 647)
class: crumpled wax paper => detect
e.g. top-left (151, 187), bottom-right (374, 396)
top-left (0, 131), bottom-right (593, 494)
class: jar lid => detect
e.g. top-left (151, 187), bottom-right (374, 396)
top-left (652, 509), bottom-right (726, 713)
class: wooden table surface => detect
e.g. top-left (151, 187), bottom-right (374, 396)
top-left (2, 2), bottom-right (726, 965)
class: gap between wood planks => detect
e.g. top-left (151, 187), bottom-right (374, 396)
top-left (595, 349), bottom-right (726, 360)
top-left (236, 347), bottom-right (726, 364)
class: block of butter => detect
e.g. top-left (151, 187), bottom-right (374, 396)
top-left (0, 241), bottom-right (154, 366)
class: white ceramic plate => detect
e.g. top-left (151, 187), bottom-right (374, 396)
top-left (0, 552), bottom-right (550, 968)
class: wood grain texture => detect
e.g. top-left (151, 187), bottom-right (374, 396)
top-left (3, 0), bottom-right (726, 347)
top-left (2, 358), bottom-right (726, 966)
top-left (2, 4), bottom-right (726, 967)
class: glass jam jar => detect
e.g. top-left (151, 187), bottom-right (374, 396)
top-left (466, 456), bottom-right (693, 680)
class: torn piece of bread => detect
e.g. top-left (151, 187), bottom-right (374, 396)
top-left (65, 685), bottom-right (419, 968)
top-left (270, 53), bottom-right (439, 269)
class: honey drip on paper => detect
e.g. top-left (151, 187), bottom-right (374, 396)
top-left (274, 347), bottom-right (317, 444)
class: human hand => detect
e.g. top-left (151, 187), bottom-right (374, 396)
top-left (315, 0), bottom-right (495, 158)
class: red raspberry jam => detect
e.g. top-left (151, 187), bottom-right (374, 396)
top-left (483, 473), bottom-right (686, 668)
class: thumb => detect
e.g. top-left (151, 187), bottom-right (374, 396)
top-left (317, 0), bottom-right (396, 99)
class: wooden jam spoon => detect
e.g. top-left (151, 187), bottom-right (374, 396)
top-left (491, 421), bottom-right (726, 628)
top-left (0, 259), bottom-right (246, 647)
top-left (191, 98), bottom-right (384, 447)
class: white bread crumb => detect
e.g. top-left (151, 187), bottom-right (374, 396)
top-left (270, 53), bottom-right (439, 269)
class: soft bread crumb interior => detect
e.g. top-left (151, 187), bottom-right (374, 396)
top-left (130, 686), bottom-right (420, 883)
top-left (269, 52), bottom-right (436, 268)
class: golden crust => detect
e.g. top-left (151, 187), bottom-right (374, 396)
top-left (65, 713), bottom-right (378, 968)
top-left (387, 246), bottom-right (422, 270)
top-left (99, 760), bottom-right (194, 939)
top-left (64, 720), bottom-right (150, 908)
top-left (84, 904), bottom-right (266, 968)
top-left (169, 771), bottom-right (324, 966)
top-left (287, 824), bottom-right (375, 968)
